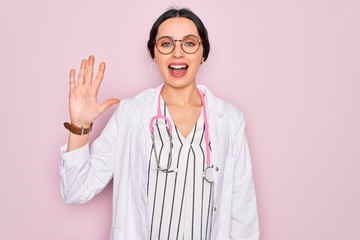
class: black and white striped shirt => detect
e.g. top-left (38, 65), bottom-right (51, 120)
top-left (147, 98), bottom-right (214, 240)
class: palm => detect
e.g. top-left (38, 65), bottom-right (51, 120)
top-left (68, 56), bottom-right (119, 126)
top-left (69, 93), bottom-right (100, 125)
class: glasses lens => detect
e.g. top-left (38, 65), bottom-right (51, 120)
top-left (156, 37), bottom-right (174, 54)
top-left (182, 36), bottom-right (201, 54)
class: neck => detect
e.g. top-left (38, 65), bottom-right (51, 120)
top-left (161, 83), bottom-right (201, 107)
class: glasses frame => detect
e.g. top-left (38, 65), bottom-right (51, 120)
top-left (155, 35), bottom-right (203, 55)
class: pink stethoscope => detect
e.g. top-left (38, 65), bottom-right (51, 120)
top-left (149, 87), bottom-right (215, 183)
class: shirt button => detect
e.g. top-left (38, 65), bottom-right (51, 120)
top-left (214, 207), bottom-right (217, 211)
top-left (215, 167), bottom-right (219, 171)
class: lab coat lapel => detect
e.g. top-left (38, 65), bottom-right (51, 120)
top-left (137, 84), bottom-right (164, 165)
top-left (199, 85), bottom-right (225, 166)
top-left (199, 85), bottom-right (225, 212)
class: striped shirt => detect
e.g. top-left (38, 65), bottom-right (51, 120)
top-left (147, 98), bottom-right (214, 240)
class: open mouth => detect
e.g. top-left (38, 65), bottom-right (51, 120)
top-left (168, 63), bottom-right (189, 77)
top-left (168, 64), bottom-right (189, 71)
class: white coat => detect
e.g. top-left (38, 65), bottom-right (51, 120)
top-left (60, 85), bottom-right (259, 240)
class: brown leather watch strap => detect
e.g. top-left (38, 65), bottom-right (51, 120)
top-left (63, 122), bottom-right (93, 135)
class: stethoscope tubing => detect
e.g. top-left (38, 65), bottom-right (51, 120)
top-left (197, 88), bottom-right (211, 167)
top-left (149, 86), bottom-right (214, 182)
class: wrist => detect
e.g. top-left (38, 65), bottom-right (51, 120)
top-left (71, 121), bottom-right (92, 129)
top-left (64, 122), bottom-right (93, 135)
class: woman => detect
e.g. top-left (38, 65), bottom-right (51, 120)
top-left (61, 8), bottom-right (259, 240)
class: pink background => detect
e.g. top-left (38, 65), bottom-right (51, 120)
top-left (1, 0), bottom-right (359, 239)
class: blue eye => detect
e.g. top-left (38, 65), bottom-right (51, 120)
top-left (184, 41), bottom-right (196, 47)
top-left (161, 41), bottom-right (173, 47)
top-left (183, 36), bottom-right (199, 48)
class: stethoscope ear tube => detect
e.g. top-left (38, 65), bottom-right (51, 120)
top-left (151, 130), bottom-right (173, 172)
top-left (149, 114), bottom-right (173, 134)
top-left (151, 165), bottom-right (179, 173)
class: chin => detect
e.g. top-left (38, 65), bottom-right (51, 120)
top-left (164, 77), bottom-right (196, 89)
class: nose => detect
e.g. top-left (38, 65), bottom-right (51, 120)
top-left (172, 40), bottom-right (184, 58)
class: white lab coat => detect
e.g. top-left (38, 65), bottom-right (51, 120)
top-left (60, 85), bottom-right (259, 240)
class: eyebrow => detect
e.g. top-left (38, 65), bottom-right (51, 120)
top-left (155, 34), bottom-right (200, 40)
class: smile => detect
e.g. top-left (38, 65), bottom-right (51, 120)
top-left (168, 64), bottom-right (189, 71)
top-left (168, 63), bottom-right (189, 78)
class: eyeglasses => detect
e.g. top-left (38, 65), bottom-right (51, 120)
top-left (155, 35), bottom-right (202, 55)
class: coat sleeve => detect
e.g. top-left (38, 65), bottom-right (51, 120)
top-left (59, 104), bottom-right (121, 205)
top-left (230, 111), bottom-right (260, 239)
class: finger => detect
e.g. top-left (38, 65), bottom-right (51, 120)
top-left (93, 62), bottom-right (106, 93)
top-left (77, 59), bottom-right (87, 85)
top-left (98, 98), bottom-right (120, 113)
top-left (85, 55), bottom-right (95, 85)
top-left (69, 69), bottom-right (76, 89)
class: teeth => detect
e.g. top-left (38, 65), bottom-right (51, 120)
top-left (169, 65), bottom-right (187, 70)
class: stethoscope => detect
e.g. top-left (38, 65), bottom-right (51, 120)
top-left (149, 87), bottom-right (216, 183)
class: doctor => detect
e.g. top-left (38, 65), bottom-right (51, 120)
top-left (61, 8), bottom-right (259, 240)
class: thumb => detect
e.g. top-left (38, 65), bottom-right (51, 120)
top-left (98, 98), bottom-right (120, 113)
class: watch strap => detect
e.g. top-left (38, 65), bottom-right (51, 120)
top-left (64, 122), bottom-right (93, 135)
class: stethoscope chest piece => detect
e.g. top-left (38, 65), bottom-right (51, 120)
top-left (203, 165), bottom-right (217, 183)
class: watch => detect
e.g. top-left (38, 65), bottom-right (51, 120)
top-left (63, 122), bottom-right (93, 135)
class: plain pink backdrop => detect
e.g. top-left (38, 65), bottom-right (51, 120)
top-left (1, 0), bottom-right (359, 239)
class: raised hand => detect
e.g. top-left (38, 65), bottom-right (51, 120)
top-left (68, 55), bottom-right (120, 127)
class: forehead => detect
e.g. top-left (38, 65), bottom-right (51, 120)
top-left (157, 17), bottom-right (199, 38)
